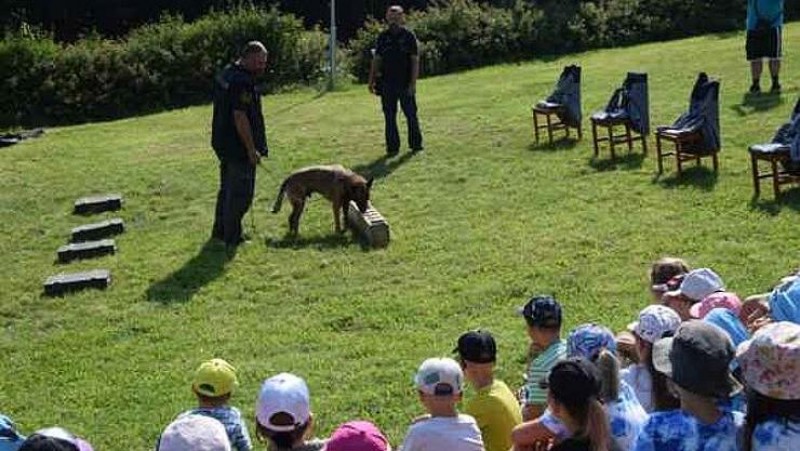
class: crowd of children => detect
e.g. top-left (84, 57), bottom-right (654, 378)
top-left (2, 257), bottom-right (799, 451)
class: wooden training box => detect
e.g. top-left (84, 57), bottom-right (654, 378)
top-left (73, 194), bottom-right (123, 215)
top-left (71, 218), bottom-right (125, 242)
top-left (57, 239), bottom-right (117, 263)
top-left (347, 201), bottom-right (390, 248)
top-left (44, 269), bottom-right (111, 297)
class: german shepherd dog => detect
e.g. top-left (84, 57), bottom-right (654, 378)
top-left (271, 165), bottom-right (374, 235)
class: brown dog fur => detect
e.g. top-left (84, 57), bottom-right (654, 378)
top-left (271, 165), bottom-right (374, 235)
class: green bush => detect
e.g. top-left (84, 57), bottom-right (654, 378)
top-left (0, 6), bottom-right (329, 127)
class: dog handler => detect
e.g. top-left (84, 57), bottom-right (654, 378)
top-left (211, 41), bottom-right (269, 248)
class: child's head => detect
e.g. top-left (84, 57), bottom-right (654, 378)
top-left (652, 320), bottom-right (740, 402)
top-left (193, 358), bottom-right (238, 406)
top-left (414, 358), bottom-right (464, 415)
top-left (326, 421), bottom-right (391, 451)
top-left (662, 268), bottom-right (725, 320)
top-left (544, 358), bottom-right (610, 448)
top-left (18, 428), bottom-right (93, 451)
top-left (157, 415), bottom-right (231, 451)
top-left (630, 305), bottom-right (682, 410)
top-left (454, 330), bottom-right (496, 382)
top-left (567, 324), bottom-right (619, 402)
top-left (649, 257), bottom-right (690, 301)
top-left (518, 295), bottom-right (562, 347)
top-left (255, 373), bottom-right (313, 449)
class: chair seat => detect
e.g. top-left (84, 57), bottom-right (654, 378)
top-left (656, 127), bottom-right (699, 138)
top-left (749, 143), bottom-right (790, 155)
top-left (534, 101), bottom-right (563, 111)
top-left (591, 111), bottom-right (629, 124)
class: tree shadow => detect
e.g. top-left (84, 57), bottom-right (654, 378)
top-left (527, 138), bottom-right (581, 152)
top-left (352, 151), bottom-right (417, 181)
top-left (145, 239), bottom-right (230, 304)
top-left (652, 166), bottom-right (719, 191)
top-left (749, 187), bottom-right (800, 216)
top-left (588, 152), bottom-right (646, 172)
top-left (730, 92), bottom-right (783, 116)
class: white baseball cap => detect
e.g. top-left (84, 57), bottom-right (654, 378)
top-left (414, 358), bottom-right (463, 395)
top-left (628, 305), bottom-right (682, 344)
top-left (255, 373), bottom-right (311, 431)
top-left (664, 268), bottom-right (724, 302)
top-left (157, 414), bottom-right (231, 451)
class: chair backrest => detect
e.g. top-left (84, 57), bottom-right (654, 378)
top-left (547, 65), bottom-right (582, 127)
top-left (623, 72), bottom-right (649, 135)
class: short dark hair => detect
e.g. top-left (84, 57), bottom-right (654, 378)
top-left (256, 413), bottom-right (310, 449)
top-left (19, 435), bottom-right (78, 451)
top-left (241, 41), bottom-right (267, 58)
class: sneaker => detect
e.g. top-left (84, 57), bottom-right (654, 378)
top-left (749, 83), bottom-right (761, 94)
top-left (770, 81), bottom-right (781, 93)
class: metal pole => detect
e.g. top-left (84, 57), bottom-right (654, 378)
top-left (329, 0), bottom-right (337, 91)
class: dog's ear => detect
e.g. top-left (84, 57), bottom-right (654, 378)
top-left (366, 177), bottom-right (374, 190)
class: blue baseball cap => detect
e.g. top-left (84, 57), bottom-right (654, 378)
top-left (567, 323), bottom-right (617, 360)
top-left (518, 295), bottom-right (562, 328)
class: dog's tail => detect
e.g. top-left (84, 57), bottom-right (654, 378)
top-left (271, 179), bottom-right (288, 213)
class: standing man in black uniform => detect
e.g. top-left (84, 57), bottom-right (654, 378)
top-left (369, 5), bottom-right (423, 157)
top-left (211, 41), bottom-right (268, 248)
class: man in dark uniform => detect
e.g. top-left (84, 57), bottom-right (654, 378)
top-left (211, 41), bottom-right (269, 248)
top-left (369, 5), bottom-right (423, 157)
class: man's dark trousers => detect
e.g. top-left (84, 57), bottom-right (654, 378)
top-left (381, 86), bottom-right (423, 154)
top-left (212, 159), bottom-right (255, 245)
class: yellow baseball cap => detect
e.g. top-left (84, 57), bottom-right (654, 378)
top-left (192, 358), bottom-right (238, 397)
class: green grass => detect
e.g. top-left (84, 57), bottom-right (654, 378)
top-left (2, 24), bottom-right (800, 449)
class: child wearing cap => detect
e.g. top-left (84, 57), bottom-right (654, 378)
top-left (0, 414), bottom-right (25, 451)
top-left (661, 268), bottom-right (725, 321)
top-left (157, 414), bottom-right (232, 451)
top-left (184, 358), bottom-right (252, 451)
top-left (517, 295), bottom-right (567, 421)
top-left (255, 373), bottom-right (326, 451)
top-left (539, 358), bottom-right (611, 451)
top-left (399, 357), bottom-right (484, 451)
top-left (738, 321), bottom-right (800, 451)
top-left (633, 320), bottom-right (745, 451)
top-left (454, 330), bottom-right (522, 451)
top-left (621, 305), bottom-right (681, 413)
top-left (325, 421), bottom-right (390, 451)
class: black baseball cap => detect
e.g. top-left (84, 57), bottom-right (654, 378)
top-left (543, 358), bottom-right (601, 408)
top-left (454, 330), bottom-right (497, 363)
top-left (518, 295), bottom-right (562, 328)
top-left (652, 320), bottom-right (742, 398)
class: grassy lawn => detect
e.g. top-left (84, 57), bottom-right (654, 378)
top-left (1, 24), bottom-right (799, 448)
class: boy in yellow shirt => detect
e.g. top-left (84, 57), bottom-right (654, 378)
top-left (455, 330), bottom-right (523, 451)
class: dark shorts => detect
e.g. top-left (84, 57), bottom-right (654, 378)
top-left (746, 27), bottom-right (782, 60)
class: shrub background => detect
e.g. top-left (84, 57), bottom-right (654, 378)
top-left (0, 6), bottom-right (329, 127)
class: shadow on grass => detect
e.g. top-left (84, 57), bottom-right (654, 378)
top-left (750, 187), bottom-right (800, 216)
top-left (588, 152), bottom-right (646, 172)
top-left (652, 166), bottom-right (719, 191)
top-left (527, 138), bottom-right (581, 152)
top-left (731, 92), bottom-right (783, 116)
top-left (266, 232), bottom-right (367, 251)
top-left (353, 151), bottom-right (417, 181)
top-left (146, 239), bottom-right (230, 304)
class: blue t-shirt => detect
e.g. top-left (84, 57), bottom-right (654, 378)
top-left (607, 381), bottom-right (649, 450)
top-left (633, 410), bottom-right (745, 451)
top-left (752, 418), bottom-right (800, 450)
top-left (186, 406), bottom-right (252, 451)
top-left (746, 0), bottom-right (784, 30)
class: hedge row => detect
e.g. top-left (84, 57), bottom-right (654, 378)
top-left (0, 7), bottom-right (330, 127)
top-left (349, 0), bottom-right (800, 82)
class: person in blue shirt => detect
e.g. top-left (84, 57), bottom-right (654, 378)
top-left (745, 0), bottom-right (784, 93)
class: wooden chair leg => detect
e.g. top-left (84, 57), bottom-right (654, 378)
top-left (625, 123), bottom-right (633, 153)
top-left (712, 151), bottom-right (719, 172)
top-left (751, 153), bottom-right (760, 198)
top-left (608, 125), bottom-right (616, 159)
top-left (591, 121), bottom-right (599, 157)
top-left (641, 134), bottom-right (648, 155)
top-left (532, 110), bottom-right (540, 144)
top-left (656, 134), bottom-right (664, 174)
top-left (676, 141), bottom-right (683, 175)
top-left (771, 158), bottom-right (781, 199)
top-left (578, 123), bottom-right (583, 140)
top-left (545, 113), bottom-right (554, 144)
